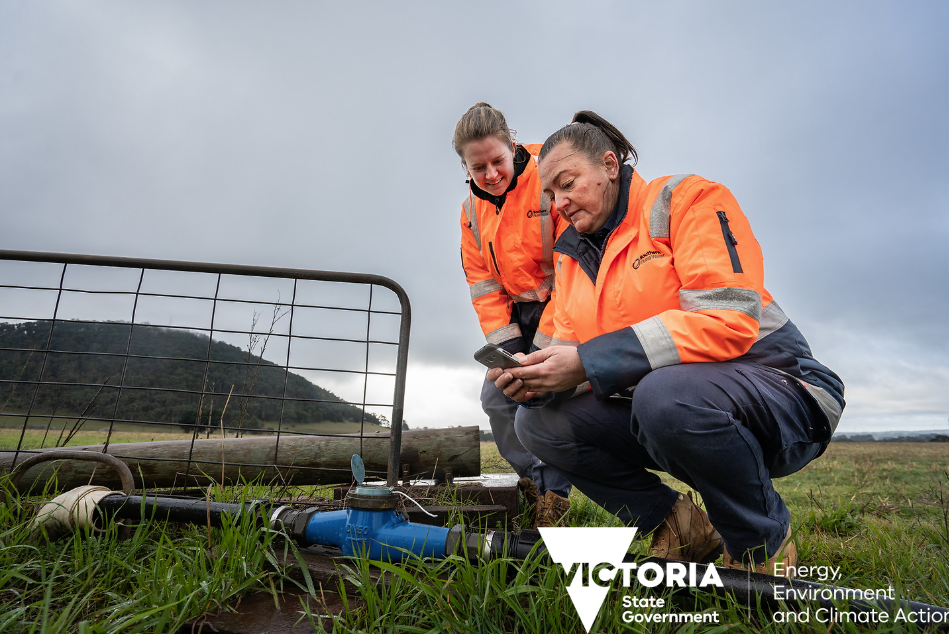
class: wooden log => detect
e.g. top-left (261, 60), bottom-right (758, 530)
top-left (1, 426), bottom-right (480, 492)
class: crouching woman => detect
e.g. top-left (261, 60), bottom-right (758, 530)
top-left (490, 111), bottom-right (844, 576)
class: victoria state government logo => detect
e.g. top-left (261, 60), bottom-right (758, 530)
top-left (538, 527), bottom-right (724, 632)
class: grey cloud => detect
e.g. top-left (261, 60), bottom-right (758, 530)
top-left (2, 1), bottom-right (947, 431)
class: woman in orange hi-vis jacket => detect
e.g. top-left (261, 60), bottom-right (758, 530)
top-left (489, 111), bottom-right (845, 577)
top-left (453, 103), bottom-right (571, 525)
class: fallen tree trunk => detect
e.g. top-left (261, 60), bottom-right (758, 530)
top-left (1, 426), bottom-right (480, 492)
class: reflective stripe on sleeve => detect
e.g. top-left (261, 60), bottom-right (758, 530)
top-left (679, 287), bottom-right (762, 321)
top-left (509, 277), bottom-right (553, 303)
top-left (532, 331), bottom-right (552, 350)
top-left (486, 323), bottom-right (522, 345)
top-left (756, 300), bottom-right (790, 342)
top-left (463, 195), bottom-right (481, 250)
top-left (550, 337), bottom-right (579, 347)
top-left (631, 316), bottom-right (681, 369)
top-left (649, 174), bottom-right (693, 239)
top-left (469, 278), bottom-right (504, 300)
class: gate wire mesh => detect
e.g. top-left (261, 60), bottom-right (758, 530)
top-left (0, 250), bottom-right (410, 488)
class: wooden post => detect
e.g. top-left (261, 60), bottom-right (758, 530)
top-left (1, 426), bottom-right (480, 492)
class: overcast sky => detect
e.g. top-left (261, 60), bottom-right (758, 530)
top-left (1, 1), bottom-right (947, 434)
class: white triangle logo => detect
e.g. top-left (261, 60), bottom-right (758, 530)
top-left (539, 527), bottom-right (638, 632)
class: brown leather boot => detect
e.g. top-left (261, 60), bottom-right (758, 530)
top-left (534, 490), bottom-right (570, 528)
top-left (518, 477), bottom-right (540, 509)
top-left (650, 492), bottom-right (723, 564)
top-left (722, 527), bottom-right (797, 578)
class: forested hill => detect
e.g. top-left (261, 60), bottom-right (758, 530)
top-left (0, 320), bottom-right (382, 431)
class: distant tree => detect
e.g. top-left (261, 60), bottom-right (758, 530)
top-left (178, 409), bottom-right (213, 433)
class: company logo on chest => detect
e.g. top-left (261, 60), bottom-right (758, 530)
top-left (631, 250), bottom-right (665, 270)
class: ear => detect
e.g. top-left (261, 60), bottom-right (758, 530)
top-left (602, 151), bottom-right (620, 179)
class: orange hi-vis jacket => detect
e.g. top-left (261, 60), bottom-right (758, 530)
top-left (460, 144), bottom-right (565, 351)
top-left (554, 166), bottom-right (844, 429)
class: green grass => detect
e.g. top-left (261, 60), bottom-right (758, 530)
top-left (1, 441), bottom-right (947, 632)
top-left (0, 420), bottom-right (391, 451)
top-left (0, 480), bottom-right (309, 633)
top-left (320, 442), bottom-right (949, 633)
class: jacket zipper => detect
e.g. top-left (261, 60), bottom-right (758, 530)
top-left (717, 211), bottom-right (743, 273)
top-left (488, 242), bottom-right (501, 276)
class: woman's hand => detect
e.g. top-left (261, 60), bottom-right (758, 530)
top-left (486, 346), bottom-right (587, 402)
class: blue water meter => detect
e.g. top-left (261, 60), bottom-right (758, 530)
top-left (347, 454), bottom-right (398, 510)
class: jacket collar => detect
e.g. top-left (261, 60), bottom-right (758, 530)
top-left (468, 144), bottom-right (531, 209)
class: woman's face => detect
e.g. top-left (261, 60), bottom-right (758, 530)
top-left (462, 136), bottom-right (516, 197)
top-left (539, 142), bottom-right (619, 234)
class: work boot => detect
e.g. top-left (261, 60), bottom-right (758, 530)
top-left (650, 492), bottom-right (723, 564)
top-left (518, 477), bottom-right (540, 509)
top-left (534, 490), bottom-right (570, 528)
top-left (722, 526), bottom-right (797, 578)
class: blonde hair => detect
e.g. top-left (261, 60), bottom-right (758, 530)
top-left (452, 102), bottom-right (515, 167)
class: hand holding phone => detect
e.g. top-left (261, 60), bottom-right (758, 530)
top-left (474, 343), bottom-right (523, 369)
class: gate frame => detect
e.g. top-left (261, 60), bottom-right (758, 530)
top-left (0, 249), bottom-right (411, 487)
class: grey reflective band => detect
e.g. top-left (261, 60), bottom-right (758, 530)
top-left (469, 279), bottom-right (504, 300)
top-left (537, 191), bottom-right (556, 302)
top-left (511, 277), bottom-right (553, 303)
top-left (532, 331), bottom-right (553, 350)
top-left (512, 290), bottom-right (542, 302)
top-left (803, 383), bottom-right (843, 432)
top-left (486, 323), bottom-right (522, 345)
top-left (649, 174), bottom-right (693, 239)
top-left (550, 337), bottom-right (579, 347)
top-left (463, 195), bottom-right (481, 250)
top-left (569, 381), bottom-right (591, 398)
top-left (756, 300), bottom-right (790, 342)
top-left (771, 365), bottom-right (843, 433)
top-left (539, 190), bottom-right (554, 275)
top-left (679, 287), bottom-right (762, 321)
top-left (632, 316), bottom-right (681, 369)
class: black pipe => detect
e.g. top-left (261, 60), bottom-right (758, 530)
top-left (93, 494), bottom-right (268, 528)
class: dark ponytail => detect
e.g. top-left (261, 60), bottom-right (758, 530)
top-left (539, 110), bottom-right (638, 166)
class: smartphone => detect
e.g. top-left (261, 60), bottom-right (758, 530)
top-left (474, 343), bottom-right (523, 369)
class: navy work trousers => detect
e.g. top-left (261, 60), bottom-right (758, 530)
top-left (481, 377), bottom-right (572, 497)
top-left (513, 362), bottom-right (832, 561)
